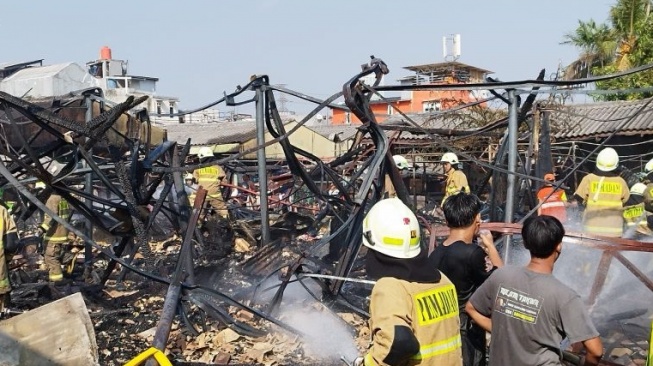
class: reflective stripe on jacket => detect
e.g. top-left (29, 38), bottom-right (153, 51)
top-left (574, 173), bottom-right (629, 237)
top-left (193, 165), bottom-right (225, 196)
top-left (42, 195), bottom-right (71, 244)
top-left (364, 276), bottom-right (462, 366)
top-left (441, 170), bottom-right (469, 206)
top-left (537, 186), bottom-right (567, 223)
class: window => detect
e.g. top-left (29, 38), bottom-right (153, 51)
top-left (422, 101), bottom-right (442, 113)
top-left (387, 104), bottom-right (394, 115)
top-left (169, 102), bottom-right (176, 115)
top-left (345, 112), bottom-right (351, 124)
top-left (156, 101), bottom-right (162, 115)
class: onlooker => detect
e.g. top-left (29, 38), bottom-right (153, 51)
top-left (466, 215), bottom-right (603, 366)
top-left (536, 173), bottom-right (568, 223)
top-left (431, 193), bottom-right (503, 366)
top-left (573, 148), bottom-right (629, 237)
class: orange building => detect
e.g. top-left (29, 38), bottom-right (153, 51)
top-left (331, 61), bottom-right (493, 125)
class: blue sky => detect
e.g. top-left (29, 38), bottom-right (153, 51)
top-left (1, 1), bottom-right (613, 114)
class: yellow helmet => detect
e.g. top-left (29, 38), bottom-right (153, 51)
top-left (362, 198), bottom-right (421, 259)
top-left (35, 181), bottom-right (46, 189)
top-left (596, 148), bottom-right (619, 172)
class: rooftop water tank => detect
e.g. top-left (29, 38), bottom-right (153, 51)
top-left (100, 46), bottom-right (112, 60)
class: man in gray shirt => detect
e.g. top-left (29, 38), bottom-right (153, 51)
top-left (466, 215), bottom-right (603, 366)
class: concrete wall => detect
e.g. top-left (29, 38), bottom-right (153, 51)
top-left (240, 121), bottom-right (341, 160)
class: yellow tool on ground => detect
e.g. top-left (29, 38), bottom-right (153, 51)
top-left (646, 319), bottom-right (652, 366)
top-left (124, 347), bottom-right (172, 366)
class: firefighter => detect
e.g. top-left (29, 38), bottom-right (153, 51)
top-left (37, 191), bottom-right (75, 283)
top-left (642, 158), bottom-right (653, 213)
top-left (440, 152), bottom-right (469, 206)
top-left (192, 147), bottom-right (227, 217)
top-left (536, 173), bottom-right (568, 223)
top-left (184, 173), bottom-right (197, 203)
top-left (573, 148), bottom-right (630, 237)
top-left (0, 203), bottom-right (19, 312)
top-left (353, 198), bottom-right (462, 366)
top-left (384, 155), bottom-right (409, 199)
top-left (623, 183), bottom-right (650, 236)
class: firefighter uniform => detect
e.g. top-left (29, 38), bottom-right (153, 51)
top-left (40, 194), bottom-right (72, 282)
top-left (643, 182), bottom-right (653, 213)
top-left (442, 170), bottom-right (469, 206)
top-left (364, 276), bottom-right (463, 366)
top-left (193, 165), bottom-right (227, 216)
top-left (0, 205), bottom-right (18, 309)
top-left (574, 173), bottom-right (629, 237)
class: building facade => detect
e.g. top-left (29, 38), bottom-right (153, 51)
top-left (331, 61), bottom-right (492, 125)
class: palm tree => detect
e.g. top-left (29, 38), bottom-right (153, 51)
top-left (561, 19), bottom-right (616, 79)
top-left (609, 0), bottom-right (653, 70)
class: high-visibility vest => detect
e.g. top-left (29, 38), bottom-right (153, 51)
top-left (537, 186), bottom-right (567, 223)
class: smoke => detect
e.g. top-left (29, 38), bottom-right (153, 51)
top-left (258, 276), bottom-right (360, 362)
top-left (510, 215), bottom-right (653, 335)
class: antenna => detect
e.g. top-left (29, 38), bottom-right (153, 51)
top-left (275, 84), bottom-right (291, 114)
top-left (443, 34), bottom-right (462, 62)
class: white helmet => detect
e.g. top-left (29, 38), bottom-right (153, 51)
top-left (197, 146), bottom-right (214, 159)
top-left (645, 158), bottom-right (653, 173)
top-left (362, 198), bottom-right (421, 259)
top-left (596, 148), bottom-right (619, 172)
top-left (35, 181), bottom-right (46, 190)
top-left (441, 152), bottom-right (459, 164)
top-left (630, 183), bottom-right (647, 195)
top-left (184, 173), bottom-right (194, 181)
top-left (393, 155), bottom-right (410, 170)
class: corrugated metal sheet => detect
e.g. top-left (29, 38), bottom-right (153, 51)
top-left (162, 120), bottom-right (258, 145)
top-left (549, 98), bottom-right (653, 139)
top-left (306, 124), bottom-right (359, 141)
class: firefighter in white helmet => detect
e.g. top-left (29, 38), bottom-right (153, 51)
top-left (385, 155), bottom-right (410, 198)
top-left (573, 147), bottom-right (630, 237)
top-left (440, 152), bottom-right (469, 206)
top-left (192, 147), bottom-right (227, 217)
top-left (622, 183), bottom-right (650, 235)
top-left (353, 198), bottom-right (462, 366)
top-left (642, 157), bottom-right (653, 214)
top-left (184, 173), bottom-right (198, 202)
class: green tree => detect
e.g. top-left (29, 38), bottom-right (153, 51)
top-left (563, 0), bottom-right (653, 100)
top-left (562, 19), bottom-right (616, 79)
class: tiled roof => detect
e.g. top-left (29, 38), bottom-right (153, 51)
top-left (548, 98), bottom-right (653, 139)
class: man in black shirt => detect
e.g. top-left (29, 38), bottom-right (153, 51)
top-left (431, 193), bottom-right (504, 366)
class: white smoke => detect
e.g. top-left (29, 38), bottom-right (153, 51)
top-left (257, 276), bottom-right (360, 362)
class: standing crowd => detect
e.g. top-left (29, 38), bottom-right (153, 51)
top-left (354, 148), bottom-right (653, 366)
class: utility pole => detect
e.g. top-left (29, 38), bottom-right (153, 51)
top-left (503, 89), bottom-right (519, 262)
top-left (255, 82), bottom-right (270, 245)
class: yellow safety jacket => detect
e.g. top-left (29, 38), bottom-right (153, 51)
top-left (441, 170), bottom-right (469, 206)
top-left (193, 165), bottom-right (225, 199)
top-left (623, 201), bottom-right (646, 227)
top-left (41, 195), bottom-right (71, 244)
top-left (574, 173), bottom-right (629, 237)
top-left (0, 205), bottom-right (17, 293)
top-left (364, 276), bottom-right (462, 366)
